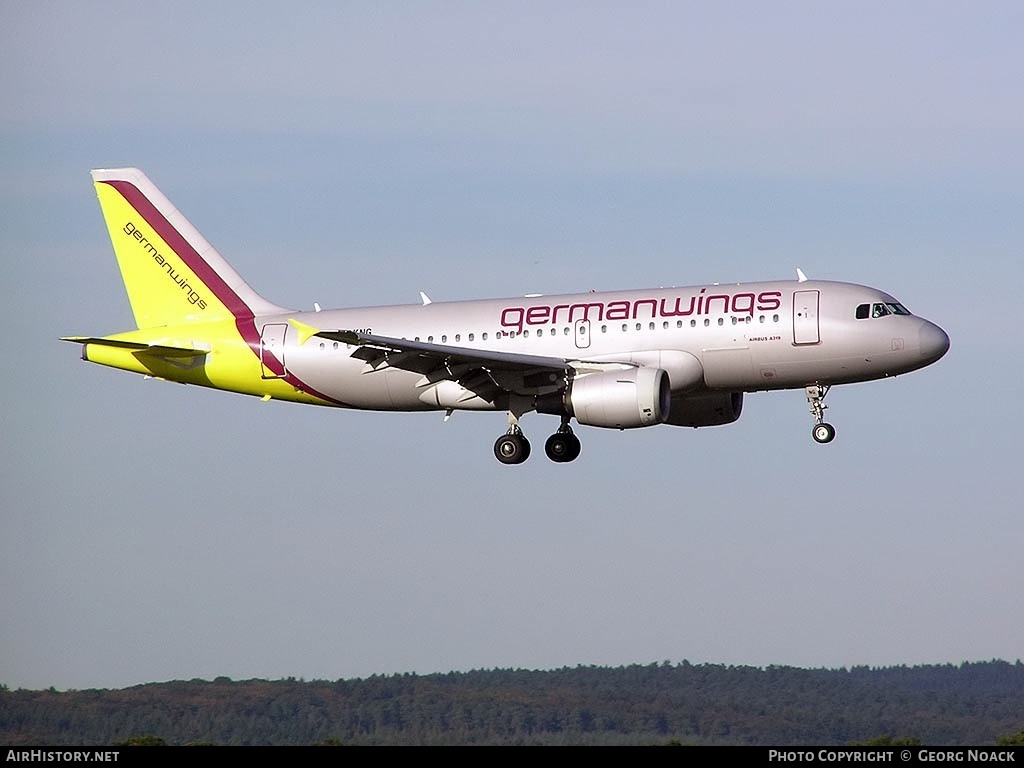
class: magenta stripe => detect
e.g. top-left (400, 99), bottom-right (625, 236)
top-left (105, 180), bottom-right (256, 324)
top-left (101, 179), bottom-right (353, 407)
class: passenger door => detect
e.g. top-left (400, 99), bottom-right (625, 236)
top-left (792, 290), bottom-right (820, 345)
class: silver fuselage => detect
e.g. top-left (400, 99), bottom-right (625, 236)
top-left (259, 279), bottom-right (948, 411)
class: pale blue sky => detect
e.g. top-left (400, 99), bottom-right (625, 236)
top-left (2, 1), bottom-right (1021, 690)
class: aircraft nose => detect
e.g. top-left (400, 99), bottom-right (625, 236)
top-left (918, 320), bottom-right (950, 364)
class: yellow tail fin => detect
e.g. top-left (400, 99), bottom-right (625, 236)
top-left (91, 168), bottom-right (284, 329)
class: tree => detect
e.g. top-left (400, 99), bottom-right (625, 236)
top-left (113, 735), bottom-right (167, 746)
top-left (850, 735), bottom-right (921, 746)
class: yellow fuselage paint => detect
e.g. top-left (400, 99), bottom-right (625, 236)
top-left (83, 321), bottom-right (329, 406)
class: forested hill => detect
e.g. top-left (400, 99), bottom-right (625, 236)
top-left (3, 660), bottom-right (1023, 746)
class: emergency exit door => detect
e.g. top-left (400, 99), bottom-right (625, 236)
top-left (260, 323), bottom-right (288, 378)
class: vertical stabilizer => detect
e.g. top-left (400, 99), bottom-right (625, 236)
top-left (91, 168), bottom-right (285, 329)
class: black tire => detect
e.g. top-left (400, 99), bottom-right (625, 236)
top-left (564, 434), bottom-right (581, 462)
top-left (494, 433), bottom-right (530, 464)
top-left (545, 432), bottom-right (582, 463)
top-left (812, 422), bottom-right (836, 444)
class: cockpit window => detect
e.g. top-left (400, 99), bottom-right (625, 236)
top-left (875, 302), bottom-right (911, 317)
top-left (858, 302), bottom-right (912, 319)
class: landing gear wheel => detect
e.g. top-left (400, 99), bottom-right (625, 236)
top-left (494, 432), bottom-right (531, 465)
top-left (812, 422), bottom-right (836, 444)
top-left (544, 431), bottom-right (582, 463)
top-left (805, 384), bottom-right (837, 445)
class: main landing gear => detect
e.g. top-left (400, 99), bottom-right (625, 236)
top-left (494, 425), bottom-right (531, 465)
top-left (493, 416), bottom-right (582, 465)
top-left (544, 424), bottom-right (582, 463)
top-left (805, 384), bottom-right (837, 444)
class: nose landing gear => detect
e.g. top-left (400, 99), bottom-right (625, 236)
top-left (806, 384), bottom-right (836, 444)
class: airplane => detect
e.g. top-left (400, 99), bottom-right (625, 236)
top-left (63, 167), bottom-right (950, 465)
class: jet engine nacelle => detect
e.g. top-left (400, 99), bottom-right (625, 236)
top-left (569, 367), bottom-right (671, 429)
top-left (664, 391), bottom-right (744, 427)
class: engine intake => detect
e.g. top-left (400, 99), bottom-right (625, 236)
top-left (569, 368), bottom-right (671, 429)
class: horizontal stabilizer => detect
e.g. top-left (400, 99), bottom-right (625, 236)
top-left (60, 336), bottom-right (208, 360)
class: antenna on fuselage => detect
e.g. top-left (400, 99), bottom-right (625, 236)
top-left (796, 268), bottom-right (809, 283)
top-left (420, 292), bottom-right (432, 305)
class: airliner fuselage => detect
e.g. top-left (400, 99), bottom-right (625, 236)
top-left (271, 280), bottom-right (947, 408)
top-left (65, 168), bottom-right (949, 464)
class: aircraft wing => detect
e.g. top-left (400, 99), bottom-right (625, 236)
top-left (298, 324), bottom-right (632, 399)
top-left (313, 329), bottom-right (573, 373)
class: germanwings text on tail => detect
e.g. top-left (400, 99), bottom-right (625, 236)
top-left (64, 168), bottom-right (949, 464)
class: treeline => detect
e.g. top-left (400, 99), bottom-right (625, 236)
top-left (2, 660), bottom-right (1023, 746)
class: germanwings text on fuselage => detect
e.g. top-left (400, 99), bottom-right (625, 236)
top-left (498, 289), bottom-right (784, 335)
